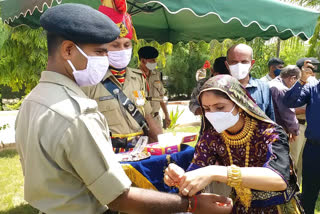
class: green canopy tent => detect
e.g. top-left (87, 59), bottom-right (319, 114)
top-left (0, 0), bottom-right (319, 42)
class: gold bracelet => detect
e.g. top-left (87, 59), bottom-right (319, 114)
top-left (227, 165), bottom-right (252, 210)
top-left (227, 165), bottom-right (242, 187)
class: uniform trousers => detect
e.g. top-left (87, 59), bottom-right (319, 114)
top-left (301, 141), bottom-right (320, 214)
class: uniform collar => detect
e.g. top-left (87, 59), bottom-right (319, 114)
top-left (39, 71), bottom-right (86, 97)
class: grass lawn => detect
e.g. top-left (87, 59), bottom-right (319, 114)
top-left (1, 126), bottom-right (320, 213)
top-left (0, 149), bottom-right (38, 214)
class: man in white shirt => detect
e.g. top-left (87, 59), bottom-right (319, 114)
top-left (260, 58), bottom-right (284, 82)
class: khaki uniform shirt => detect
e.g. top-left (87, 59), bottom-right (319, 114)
top-left (82, 68), bottom-right (152, 136)
top-left (15, 71), bottom-right (131, 214)
top-left (147, 70), bottom-right (166, 115)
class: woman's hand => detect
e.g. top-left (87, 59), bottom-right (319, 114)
top-left (179, 166), bottom-right (216, 197)
top-left (164, 163), bottom-right (185, 187)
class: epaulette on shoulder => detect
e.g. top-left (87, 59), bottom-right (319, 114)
top-left (63, 87), bottom-right (98, 114)
top-left (128, 67), bottom-right (143, 74)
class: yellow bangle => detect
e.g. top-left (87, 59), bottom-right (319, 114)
top-left (227, 165), bottom-right (252, 210)
top-left (227, 165), bottom-right (242, 187)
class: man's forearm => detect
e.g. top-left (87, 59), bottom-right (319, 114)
top-left (108, 187), bottom-right (188, 214)
top-left (283, 82), bottom-right (307, 108)
top-left (160, 101), bottom-right (169, 117)
top-left (145, 113), bottom-right (163, 142)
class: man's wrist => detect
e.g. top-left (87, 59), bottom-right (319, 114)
top-left (186, 196), bottom-right (197, 213)
top-left (299, 79), bottom-right (307, 85)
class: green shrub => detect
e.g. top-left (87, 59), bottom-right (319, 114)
top-left (168, 106), bottom-right (185, 130)
top-left (0, 123), bottom-right (9, 131)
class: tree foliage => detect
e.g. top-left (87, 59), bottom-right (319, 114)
top-left (0, 14), bottom-right (312, 101)
top-left (162, 41), bottom-right (211, 99)
top-left (0, 26), bottom-right (47, 93)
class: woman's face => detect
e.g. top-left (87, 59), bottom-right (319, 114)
top-left (106, 37), bottom-right (132, 51)
top-left (201, 91), bottom-right (238, 115)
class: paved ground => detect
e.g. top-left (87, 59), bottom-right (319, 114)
top-left (0, 102), bottom-right (200, 144)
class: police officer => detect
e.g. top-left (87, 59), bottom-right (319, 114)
top-left (15, 3), bottom-right (232, 214)
top-left (138, 46), bottom-right (171, 129)
top-left (82, 0), bottom-right (162, 150)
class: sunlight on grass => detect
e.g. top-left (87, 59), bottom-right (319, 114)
top-left (0, 149), bottom-right (37, 214)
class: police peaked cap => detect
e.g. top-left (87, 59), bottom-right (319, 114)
top-left (40, 3), bottom-right (120, 44)
top-left (138, 46), bottom-right (159, 59)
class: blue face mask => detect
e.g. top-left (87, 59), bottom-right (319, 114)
top-left (274, 69), bottom-right (281, 77)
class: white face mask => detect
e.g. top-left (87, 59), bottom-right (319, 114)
top-left (108, 48), bottom-right (132, 69)
top-left (68, 45), bottom-right (109, 87)
top-left (228, 62), bottom-right (251, 80)
top-left (205, 105), bottom-right (239, 133)
top-left (146, 62), bottom-right (157, 71)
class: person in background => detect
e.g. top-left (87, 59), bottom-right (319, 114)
top-left (269, 65), bottom-right (300, 142)
top-left (260, 57), bottom-right (284, 82)
top-left (138, 46), bottom-right (171, 129)
top-left (189, 56), bottom-right (229, 116)
top-left (296, 57), bottom-right (319, 85)
top-left (195, 60), bottom-right (211, 82)
top-left (82, 0), bottom-right (162, 150)
top-left (293, 57), bottom-right (320, 185)
top-left (269, 65), bottom-right (302, 184)
top-left (284, 60), bottom-right (320, 214)
top-left (225, 44), bottom-right (275, 121)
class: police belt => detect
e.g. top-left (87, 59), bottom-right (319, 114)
top-left (102, 79), bottom-right (149, 136)
top-left (111, 138), bottom-right (133, 153)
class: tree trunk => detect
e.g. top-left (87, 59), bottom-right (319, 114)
top-left (276, 37), bottom-right (281, 58)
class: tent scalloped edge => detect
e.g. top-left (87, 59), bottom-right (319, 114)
top-left (144, 0), bottom-right (311, 39)
top-left (3, 0), bottom-right (63, 25)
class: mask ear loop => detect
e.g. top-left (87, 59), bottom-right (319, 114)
top-left (230, 104), bottom-right (241, 118)
top-left (67, 60), bottom-right (77, 72)
top-left (67, 44), bottom-right (89, 72)
top-left (229, 105), bottom-right (236, 113)
top-left (75, 45), bottom-right (89, 58)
